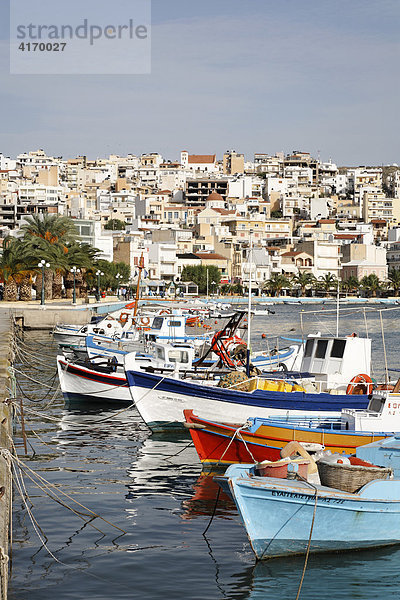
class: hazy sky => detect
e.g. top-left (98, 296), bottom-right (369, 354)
top-left (1, 0), bottom-right (399, 165)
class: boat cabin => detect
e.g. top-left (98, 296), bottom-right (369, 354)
top-left (341, 390), bottom-right (400, 432)
top-left (152, 342), bottom-right (196, 370)
top-left (300, 333), bottom-right (371, 393)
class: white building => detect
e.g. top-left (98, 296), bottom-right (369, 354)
top-left (148, 242), bottom-right (178, 282)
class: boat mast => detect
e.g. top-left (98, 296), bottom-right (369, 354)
top-left (246, 229), bottom-right (253, 376)
top-left (336, 277), bottom-right (339, 336)
top-left (133, 253), bottom-right (144, 318)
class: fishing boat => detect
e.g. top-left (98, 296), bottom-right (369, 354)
top-left (124, 332), bottom-right (373, 431)
top-left (57, 339), bottom-right (202, 404)
top-left (183, 388), bottom-right (399, 467)
top-left (224, 457), bottom-right (399, 560)
top-left (57, 354), bottom-right (132, 404)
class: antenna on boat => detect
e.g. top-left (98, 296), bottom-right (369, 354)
top-left (336, 278), bottom-right (340, 337)
top-left (246, 229), bottom-right (254, 376)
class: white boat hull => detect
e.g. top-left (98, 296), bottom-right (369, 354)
top-left (57, 357), bottom-right (132, 404)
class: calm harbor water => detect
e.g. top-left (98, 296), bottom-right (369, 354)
top-left (9, 304), bottom-right (400, 600)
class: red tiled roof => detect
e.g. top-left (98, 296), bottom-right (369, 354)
top-left (334, 233), bottom-right (359, 239)
top-left (318, 219), bottom-right (336, 224)
top-left (188, 154), bottom-right (216, 164)
top-left (281, 251), bottom-right (303, 257)
top-left (212, 208), bottom-right (235, 215)
top-left (206, 191), bottom-right (224, 202)
top-left (195, 252), bottom-right (227, 260)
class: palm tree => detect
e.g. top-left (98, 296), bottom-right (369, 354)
top-left (0, 238), bottom-right (29, 301)
top-left (341, 275), bottom-right (360, 295)
top-left (21, 214), bottom-right (79, 300)
top-left (64, 243), bottom-right (100, 299)
top-left (263, 273), bottom-right (291, 297)
top-left (360, 274), bottom-right (382, 298)
top-left (388, 268), bottom-right (400, 297)
top-left (318, 273), bottom-right (338, 296)
top-left (21, 214), bottom-right (78, 245)
top-left (21, 235), bottom-right (69, 300)
top-left (293, 272), bottom-right (315, 296)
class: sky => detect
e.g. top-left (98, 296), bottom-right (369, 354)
top-left (1, 0), bottom-right (399, 165)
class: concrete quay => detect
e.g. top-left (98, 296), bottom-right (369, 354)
top-left (0, 309), bottom-right (14, 600)
top-left (2, 298), bottom-right (127, 330)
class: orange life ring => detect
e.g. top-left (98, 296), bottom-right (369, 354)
top-left (346, 373), bottom-right (373, 395)
top-left (140, 316), bottom-right (151, 326)
top-left (119, 312), bottom-right (130, 324)
top-left (159, 310), bottom-right (171, 315)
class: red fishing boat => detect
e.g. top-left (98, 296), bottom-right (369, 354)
top-left (184, 409), bottom-right (390, 468)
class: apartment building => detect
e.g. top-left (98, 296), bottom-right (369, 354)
top-left (185, 178), bottom-right (229, 206)
top-left (222, 150), bottom-right (245, 175)
top-left (362, 191), bottom-right (400, 227)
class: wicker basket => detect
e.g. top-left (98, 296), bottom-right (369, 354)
top-left (317, 461), bottom-right (393, 493)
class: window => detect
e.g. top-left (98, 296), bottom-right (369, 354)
top-left (331, 339), bottom-right (346, 359)
top-left (168, 350), bottom-right (189, 363)
top-left (167, 320), bottom-right (181, 327)
top-left (315, 339), bottom-right (328, 359)
top-left (151, 317), bottom-right (163, 330)
top-left (304, 339), bottom-right (314, 357)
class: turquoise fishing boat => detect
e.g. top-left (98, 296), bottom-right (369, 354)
top-left (224, 462), bottom-right (399, 560)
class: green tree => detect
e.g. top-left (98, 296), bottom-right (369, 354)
top-left (317, 273), bottom-right (338, 296)
top-left (21, 214), bottom-right (78, 245)
top-left (0, 238), bottom-right (28, 301)
top-left (292, 272), bottom-right (315, 296)
top-left (341, 275), bottom-right (359, 295)
top-left (21, 214), bottom-right (79, 300)
top-left (63, 242), bottom-right (101, 299)
top-left (263, 273), bottom-right (291, 297)
top-left (388, 268), bottom-right (400, 297)
top-left (360, 273), bottom-right (382, 298)
top-left (181, 265), bottom-right (221, 295)
top-left (95, 259), bottom-right (131, 291)
top-left (104, 219), bottom-right (127, 231)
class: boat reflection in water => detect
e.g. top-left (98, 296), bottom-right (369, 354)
top-left (181, 471), bottom-right (236, 520)
top-left (55, 404), bottom-right (148, 445)
top-left (126, 433), bottom-right (201, 499)
top-left (244, 545), bottom-right (400, 600)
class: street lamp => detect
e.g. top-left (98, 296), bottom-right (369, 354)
top-left (116, 272), bottom-right (123, 297)
top-left (38, 259), bottom-right (50, 306)
top-left (96, 270), bottom-right (104, 300)
top-left (71, 266), bottom-right (80, 305)
top-left (211, 281), bottom-right (216, 296)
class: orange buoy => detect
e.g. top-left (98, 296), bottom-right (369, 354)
top-left (261, 334), bottom-right (266, 339)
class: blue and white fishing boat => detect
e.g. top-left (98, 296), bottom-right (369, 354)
top-left (57, 337), bottom-right (202, 404)
top-left (224, 460), bottom-right (399, 559)
top-left (124, 332), bottom-right (373, 431)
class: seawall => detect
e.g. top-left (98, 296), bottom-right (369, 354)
top-left (0, 309), bottom-right (14, 600)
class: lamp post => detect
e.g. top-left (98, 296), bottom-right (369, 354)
top-left (116, 272), bottom-right (122, 298)
top-left (71, 266), bottom-right (80, 305)
top-left (96, 270), bottom-right (104, 300)
top-left (38, 259), bottom-right (50, 306)
top-left (211, 281), bottom-right (216, 296)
